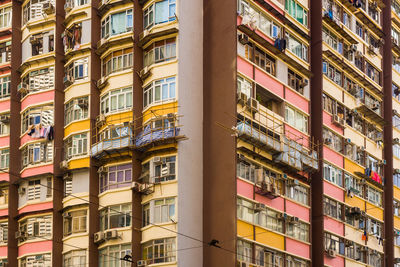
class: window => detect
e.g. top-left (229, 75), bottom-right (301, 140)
top-left (322, 61), bottom-right (342, 86)
top-left (0, 188), bottom-right (8, 205)
top-left (323, 163), bottom-right (343, 187)
top-left (31, 34), bottom-right (43, 56)
top-left (0, 76), bottom-right (10, 99)
top-left (102, 48), bottom-right (133, 76)
top-left (0, 7), bottom-right (11, 29)
top-left (255, 207), bottom-right (283, 233)
top-left (100, 204), bottom-right (131, 231)
top-left (0, 222), bottom-right (7, 244)
top-left (344, 173), bottom-right (362, 197)
top-left (23, 0), bottom-right (55, 24)
top-left (323, 27), bottom-right (343, 54)
top-left (142, 198), bottom-right (175, 227)
top-left (237, 239), bottom-right (253, 264)
top-left (285, 105), bottom-right (308, 133)
top-left (65, 0), bottom-right (88, 10)
top-left (393, 83), bottom-right (400, 101)
top-left (63, 210), bottom-right (87, 236)
top-left (0, 41), bottom-right (11, 64)
top-left (285, 32), bottom-right (308, 61)
top-left (323, 128), bottom-right (343, 153)
top-left (64, 97), bottom-right (89, 125)
top-left (287, 255), bottom-right (308, 267)
top-left (286, 180), bottom-right (309, 205)
top-left (152, 156), bottom-right (176, 183)
top-left (236, 157), bottom-right (256, 182)
top-left (142, 238), bottom-right (176, 264)
top-left (21, 67), bottom-right (54, 97)
top-left (21, 105), bottom-right (54, 134)
top-left (369, 251), bottom-right (382, 267)
top-left (324, 232), bottom-right (345, 256)
top-left (285, 0), bottom-right (308, 26)
top-left (255, 246), bottom-right (285, 267)
top-left (394, 114), bottom-right (400, 130)
top-left (237, 198), bottom-right (254, 223)
top-left (65, 57), bottom-right (89, 83)
top-left (0, 149), bottom-right (9, 169)
top-left (366, 186), bottom-right (382, 206)
top-left (254, 47), bottom-right (276, 75)
top-left (323, 197), bottom-right (343, 219)
top-left (99, 163), bottom-right (132, 193)
top-left (286, 220), bottom-right (309, 242)
top-left (22, 142), bottom-right (53, 167)
top-left (27, 179), bottom-right (41, 201)
top-left (395, 173), bottom-right (400, 188)
top-left (366, 61), bottom-right (380, 84)
top-left (288, 69), bottom-right (307, 95)
top-left (143, 77), bottom-right (176, 108)
top-left (20, 254), bottom-right (51, 267)
top-left (144, 38), bottom-right (176, 67)
top-left (101, 9), bottom-right (133, 39)
top-left (19, 216), bottom-right (52, 241)
top-left (99, 244), bottom-right (131, 267)
top-left (63, 250), bottom-right (86, 267)
top-left (64, 178), bottom-right (72, 196)
top-left (100, 87), bottom-right (133, 114)
top-left (237, 75), bottom-right (252, 98)
top-left (62, 23), bottom-right (82, 52)
top-left (144, 0), bottom-right (176, 29)
top-left (64, 133), bottom-right (88, 160)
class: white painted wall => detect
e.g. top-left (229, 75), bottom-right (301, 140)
top-left (177, 0), bottom-right (204, 265)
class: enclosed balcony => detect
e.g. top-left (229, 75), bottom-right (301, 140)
top-left (91, 125), bottom-right (133, 159)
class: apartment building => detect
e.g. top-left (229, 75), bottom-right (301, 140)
top-left (0, 0), bottom-right (397, 266)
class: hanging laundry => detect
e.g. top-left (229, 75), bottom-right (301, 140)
top-left (27, 125), bottom-right (35, 136)
top-left (362, 229), bottom-right (368, 241)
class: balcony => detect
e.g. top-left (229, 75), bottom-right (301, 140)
top-left (354, 9), bottom-right (384, 38)
top-left (355, 103), bottom-right (385, 126)
top-left (138, 24), bottom-right (179, 48)
top-left (91, 126), bottom-right (134, 159)
top-left (98, 0), bottom-right (133, 16)
top-left (238, 24), bottom-right (312, 77)
top-left (322, 50), bottom-right (382, 96)
top-left (134, 114), bottom-right (185, 152)
top-left (97, 33), bottom-right (133, 55)
top-left (322, 12), bottom-right (358, 44)
top-left (355, 168), bottom-right (383, 188)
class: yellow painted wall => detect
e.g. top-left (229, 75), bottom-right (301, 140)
top-left (99, 187), bottom-right (132, 207)
top-left (394, 186), bottom-right (400, 200)
top-left (68, 157), bottom-right (90, 169)
top-left (344, 195), bottom-right (365, 209)
top-left (393, 69), bottom-right (400, 87)
top-left (366, 202), bottom-right (383, 221)
top-left (141, 224), bottom-right (176, 243)
top-left (343, 128), bottom-right (364, 148)
top-left (141, 182), bottom-right (177, 204)
top-left (103, 71), bottom-right (134, 95)
top-left (344, 158), bottom-right (364, 176)
top-left (365, 139), bottom-right (382, 160)
top-left (395, 245), bottom-right (400, 258)
top-left (65, 120), bottom-right (90, 137)
top-left (395, 216), bottom-right (400, 229)
top-left (255, 226), bottom-right (284, 250)
top-left (143, 102), bottom-right (178, 123)
top-left (237, 220), bottom-right (254, 241)
top-left (345, 259), bottom-right (368, 267)
top-left (323, 77), bottom-right (343, 103)
top-left (63, 192), bottom-right (89, 208)
top-left (63, 235), bottom-right (89, 253)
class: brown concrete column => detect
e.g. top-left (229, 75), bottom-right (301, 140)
top-left (7, 1), bottom-right (22, 266)
top-left (203, 0), bottom-right (236, 266)
top-left (52, 1), bottom-right (66, 266)
top-left (310, 0), bottom-right (324, 266)
top-left (131, 0), bottom-right (143, 265)
top-left (89, 0), bottom-right (101, 266)
top-left (383, 0), bottom-right (394, 265)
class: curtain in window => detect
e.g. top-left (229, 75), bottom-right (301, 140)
top-left (155, 0), bottom-right (168, 24)
top-left (296, 4), bottom-right (304, 24)
top-left (111, 12), bottom-right (126, 35)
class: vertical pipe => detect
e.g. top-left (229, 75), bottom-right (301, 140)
top-left (203, 0), bottom-right (237, 266)
top-left (383, 0), bottom-right (394, 265)
top-left (310, 0), bottom-right (324, 266)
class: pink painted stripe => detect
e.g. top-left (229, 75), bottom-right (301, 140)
top-left (285, 238), bottom-right (310, 259)
top-left (284, 124), bottom-right (309, 148)
top-left (324, 216), bottom-right (344, 236)
top-left (323, 146), bottom-right (343, 168)
top-left (323, 181), bottom-right (344, 202)
top-left (324, 254), bottom-right (344, 266)
top-left (237, 179), bottom-right (253, 199)
top-left (0, 173), bottom-right (9, 182)
top-left (285, 88), bottom-right (309, 113)
top-left (0, 136), bottom-right (9, 148)
top-left (18, 240), bottom-right (52, 257)
top-left (18, 202), bottom-right (53, 215)
top-left (285, 199), bottom-right (310, 222)
top-left (0, 100), bottom-right (10, 112)
top-left (20, 164), bottom-right (53, 178)
top-left (0, 246), bottom-right (6, 257)
top-left (0, 208), bottom-right (8, 217)
top-left (21, 90), bottom-right (54, 111)
top-left (255, 68), bottom-right (284, 98)
top-left (237, 56), bottom-right (254, 79)
top-left (255, 194), bottom-right (284, 211)
top-left (264, 0), bottom-right (284, 14)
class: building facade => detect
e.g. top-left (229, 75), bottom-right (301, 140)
top-left (0, 0), bottom-right (398, 266)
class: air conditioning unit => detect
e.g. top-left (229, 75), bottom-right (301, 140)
top-left (139, 183), bottom-right (153, 194)
top-left (15, 231), bottom-right (27, 240)
top-left (350, 206), bottom-right (361, 215)
top-left (42, 3), bottom-right (55, 15)
top-left (18, 187), bottom-right (26, 195)
top-left (238, 34), bottom-right (249, 45)
top-left (394, 138), bottom-right (400, 144)
top-left (161, 164), bottom-right (170, 176)
top-left (153, 156), bottom-right (162, 164)
top-left (327, 249), bottom-right (336, 258)
top-left (139, 66), bottom-right (151, 80)
top-left (0, 115), bottom-right (10, 124)
top-left (60, 160), bottom-right (69, 170)
top-left (17, 83), bottom-right (28, 94)
top-left (63, 75), bottom-right (72, 87)
top-left (289, 216), bottom-right (299, 224)
top-left (332, 114), bottom-right (344, 127)
top-left (137, 260), bottom-right (146, 267)
top-left (254, 203), bottom-right (265, 212)
top-left (77, 99), bottom-right (88, 109)
top-left (94, 231), bottom-right (105, 243)
top-left (105, 229), bottom-right (118, 240)
top-left (350, 44), bottom-right (358, 52)
top-left (64, 3), bottom-right (72, 12)
top-left (247, 97), bottom-right (259, 113)
top-left (96, 114), bottom-right (106, 126)
top-left (237, 91), bottom-right (248, 105)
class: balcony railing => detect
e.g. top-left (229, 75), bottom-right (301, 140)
top-left (91, 126), bottom-right (133, 158)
